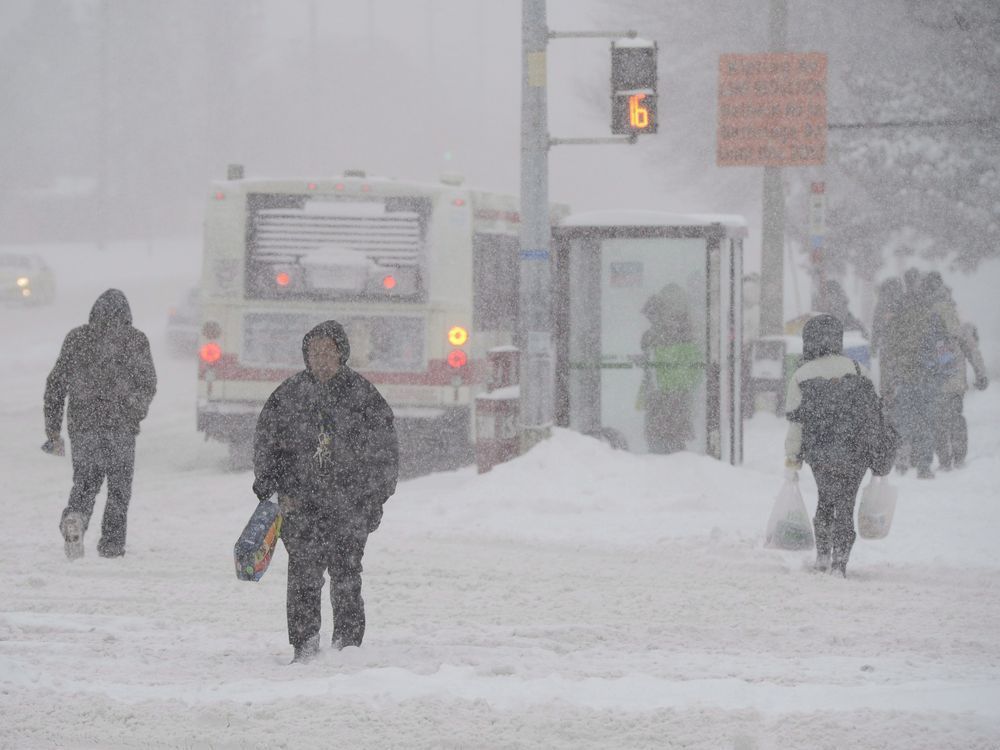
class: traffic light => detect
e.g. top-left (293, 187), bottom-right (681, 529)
top-left (611, 40), bottom-right (658, 135)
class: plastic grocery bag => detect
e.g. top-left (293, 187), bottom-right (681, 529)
top-left (764, 477), bottom-right (815, 550)
top-left (234, 500), bottom-right (283, 581)
top-left (857, 475), bottom-right (898, 540)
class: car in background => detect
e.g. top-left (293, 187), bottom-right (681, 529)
top-left (0, 252), bottom-right (55, 305)
top-left (166, 286), bottom-right (201, 356)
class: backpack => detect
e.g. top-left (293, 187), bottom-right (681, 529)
top-left (788, 362), bottom-right (898, 475)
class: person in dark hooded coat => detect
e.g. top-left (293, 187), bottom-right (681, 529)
top-left (252, 320), bottom-right (399, 663)
top-left (44, 289), bottom-right (157, 559)
top-left (784, 314), bottom-right (874, 577)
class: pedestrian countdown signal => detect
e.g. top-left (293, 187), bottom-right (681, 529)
top-left (611, 40), bottom-right (658, 135)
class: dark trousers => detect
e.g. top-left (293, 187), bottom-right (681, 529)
top-left (934, 393), bottom-right (967, 467)
top-left (62, 431), bottom-right (136, 554)
top-left (812, 465), bottom-right (866, 565)
top-left (282, 513), bottom-right (369, 648)
top-left (894, 379), bottom-right (936, 471)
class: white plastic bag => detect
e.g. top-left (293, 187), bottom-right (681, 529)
top-left (765, 477), bottom-right (815, 550)
top-left (857, 475), bottom-right (898, 540)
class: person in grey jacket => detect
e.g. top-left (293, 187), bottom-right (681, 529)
top-left (785, 314), bottom-right (874, 577)
top-left (44, 289), bottom-right (157, 559)
top-left (253, 320), bottom-right (398, 663)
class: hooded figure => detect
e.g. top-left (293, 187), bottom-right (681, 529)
top-left (784, 314), bottom-right (875, 577)
top-left (44, 289), bottom-right (157, 559)
top-left (253, 320), bottom-right (399, 663)
top-left (637, 284), bottom-right (702, 454)
top-left (816, 279), bottom-right (867, 336)
top-left (885, 270), bottom-right (965, 478)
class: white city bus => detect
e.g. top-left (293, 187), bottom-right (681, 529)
top-left (196, 168), bottom-right (567, 470)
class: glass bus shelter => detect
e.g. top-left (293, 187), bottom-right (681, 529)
top-left (552, 211), bottom-right (746, 465)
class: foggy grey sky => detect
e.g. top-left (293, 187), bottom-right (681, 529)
top-left (2, 0), bottom-right (997, 292)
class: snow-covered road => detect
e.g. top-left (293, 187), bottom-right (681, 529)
top-left (2, 241), bottom-right (998, 748)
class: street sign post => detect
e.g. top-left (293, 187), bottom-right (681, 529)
top-left (808, 181), bottom-right (826, 244)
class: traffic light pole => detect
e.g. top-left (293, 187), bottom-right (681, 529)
top-left (519, 0), bottom-right (553, 450)
top-left (519, 0), bottom-right (650, 451)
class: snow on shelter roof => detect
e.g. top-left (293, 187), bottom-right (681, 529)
top-left (563, 210), bottom-right (747, 233)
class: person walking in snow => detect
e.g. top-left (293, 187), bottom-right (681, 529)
top-left (43, 288), bottom-right (157, 559)
top-left (253, 320), bottom-right (398, 663)
top-left (816, 279), bottom-right (868, 337)
top-left (871, 277), bottom-right (905, 406)
top-left (885, 269), bottom-right (940, 478)
top-left (784, 314), bottom-right (884, 577)
top-left (933, 321), bottom-right (988, 469)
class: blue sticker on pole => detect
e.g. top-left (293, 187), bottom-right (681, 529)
top-left (520, 249), bottom-right (550, 260)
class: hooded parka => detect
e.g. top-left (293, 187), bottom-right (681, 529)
top-left (252, 320), bottom-right (399, 653)
top-left (252, 320), bottom-right (399, 519)
top-left (44, 289), bottom-right (157, 558)
top-left (44, 289), bottom-right (157, 437)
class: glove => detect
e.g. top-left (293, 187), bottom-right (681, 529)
top-left (974, 375), bottom-right (988, 391)
top-left (252, 476), bottom-right (276, 503)
top-left (363, 498), bottom-right (385, 534)
top-left (41, 435), bottom-right (65, 457)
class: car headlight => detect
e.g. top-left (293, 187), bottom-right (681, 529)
top-left (16, 276), bottom-right (30, 287)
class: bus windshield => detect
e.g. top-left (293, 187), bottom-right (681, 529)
top-left (245, 193), bottom-right (430, 301)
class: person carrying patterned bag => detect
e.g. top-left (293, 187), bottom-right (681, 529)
top-left (253, 320), bottom-right (399, 664)
top-left (43, 288), bottom-right (157, 560)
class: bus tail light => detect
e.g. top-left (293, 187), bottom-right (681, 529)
top-left (200, 342), bottom-right (222, 364)
top-left (447, 350), bottom-right (467, 369)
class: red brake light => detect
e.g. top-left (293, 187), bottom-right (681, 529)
top-left (307, 182), bottom-right (318, 190)
top-left (453, 198), bottom-right (466, 207)
top-left (382, 275), bottom-right (397, 290)
top-left (275, 272), bottom-right (291, 287)
top-left (214, 191), bottom-right (225, 200)
top-left (335, 183), bottom-right (345, 191)
top-left (200, 342), bottom-right (222, 364)
top-left (447, 350), bottom-right (467, 369)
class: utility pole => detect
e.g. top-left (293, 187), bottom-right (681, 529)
top-left (519, 0), bottom-right (552, 449)
top-left (759, 0), bottom-right (787, 335)
top-left (97, 0), bottom-right (109, 250)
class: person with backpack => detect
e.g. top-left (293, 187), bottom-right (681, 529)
top-left (784, 314), bottom-right (886, 577)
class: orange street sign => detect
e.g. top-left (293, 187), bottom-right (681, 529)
top-left (717, 52), bottom-right (827, 167)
